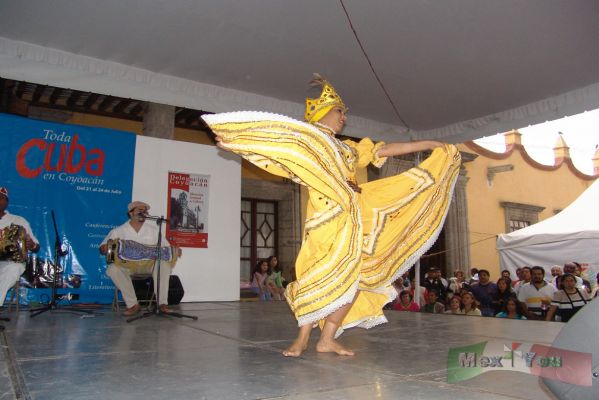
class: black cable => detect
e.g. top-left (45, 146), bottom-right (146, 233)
top-left (338, 0), bottom-right (411, 131)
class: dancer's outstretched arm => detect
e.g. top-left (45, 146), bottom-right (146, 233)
top-left (377, 140), bottom-right (444, 158)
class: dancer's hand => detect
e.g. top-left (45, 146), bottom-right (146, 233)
top-left (215, 136), bottom-right (226, 149)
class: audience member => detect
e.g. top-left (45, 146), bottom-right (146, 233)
top-left (468, 268), bottom-right (479, 285)
top-left (512, 267), bottom-right (522, 288)
top-left (266, 255), bottom-right (286, 300)
top-left (250, 260), bottom-right (275, 301)
top-left (517, 266), bottom-right (556, 319)
top-left (444, 295), bottom-right (462, 315)
top-left (550, 265), bottom-right (562, 279)
top-left (496, 297), bottom-right (526, 319)
top-left (423, 267), bottom-right (447, 303)
top-left (557, 262), bottom-right (585, 291)
top-left (545, 273), bottom-right (591, 322)
top-left (513, 266), bottom-right (531, 295)
top-left (401, 272), bottom-right (411, 289)
top-left (384, 277), bottom-right (405, 309)
top-left (460, 292), bottom-right (481, 316)
top-left (421, 290), bottom-right (445, 314)
top-left (470, 269), bottom-right (498, 316)
top-left (572, 262), bottom-right (592, 294)
top-left (393, 290), bottom-right (420, 312)
top-left (447, 269), bottom-right (468, 299)
top-left (491, 277), bottom-right (513, 315)
top-left (500, 270), bottom-right (512, 287)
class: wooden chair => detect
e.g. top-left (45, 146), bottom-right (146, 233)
top-left (112, 274), bottom-right (156, 312)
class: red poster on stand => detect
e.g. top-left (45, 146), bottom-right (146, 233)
top-left (166, 171), bottom-right (209, 248)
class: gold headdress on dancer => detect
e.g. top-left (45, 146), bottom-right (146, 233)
top-left (304, 73), bottom-right (347, 123)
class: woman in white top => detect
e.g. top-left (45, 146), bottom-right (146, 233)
top-left (546, 273), bottom-right (590, 322)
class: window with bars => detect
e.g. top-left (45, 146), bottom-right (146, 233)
top-left (240, 198), bottom-right (277, 282)
top-left (508, 219), bottom-right (530, 232)
top-left (500, 202), bottom-right (544, 233)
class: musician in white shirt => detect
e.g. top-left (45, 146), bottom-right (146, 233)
top-left (100, 201), bottom-right (181, 316)
top-left (0, 187), bottom-right (39, 313)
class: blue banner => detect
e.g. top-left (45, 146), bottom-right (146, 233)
top-left (0, 113), bottom-right (135, 304)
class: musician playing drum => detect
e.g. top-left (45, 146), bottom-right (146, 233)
top-left (0, 187), bottom-right (39, 313)
top-left (99, 201), bottom-right (181, 316)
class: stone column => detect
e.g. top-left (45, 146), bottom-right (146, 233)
top-left (143, 102), bottom-right (175, 139)
top-left (444, 173), bottom-right (471, 277)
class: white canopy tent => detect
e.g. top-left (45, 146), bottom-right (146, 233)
top-left (1, 0), bottom-right (599, 143)
top-left (497, 179), bottom-right (599, 278)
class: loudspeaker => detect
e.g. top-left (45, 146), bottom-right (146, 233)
top-left (131, 275), bottom-right (185, 305)
top-left (542, 298), bottom-right (599, 399)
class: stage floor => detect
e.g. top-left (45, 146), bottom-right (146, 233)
top-left (1, 302), bottom-right (562, 400)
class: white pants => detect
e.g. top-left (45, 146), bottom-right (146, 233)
top-left (106, 261), bottom-right (172, 308)
top-left (0, 261), bottom-right (24, 306)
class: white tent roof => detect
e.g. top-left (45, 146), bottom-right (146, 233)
top-left (1, 1), bottom-right (599, 142)
top-left (497, 179), bottom-right (599, 270)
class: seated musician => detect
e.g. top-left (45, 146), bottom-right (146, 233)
top-left (0, 187), bottom-right (39, 313)
top-left (99, 201), bottom-right (181, 316)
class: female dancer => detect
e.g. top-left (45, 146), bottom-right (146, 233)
top-left (204, 75), bottom-right (461, 356)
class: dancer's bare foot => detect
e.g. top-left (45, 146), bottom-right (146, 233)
top-left (316, 338), bottom-right (355, 356)
top-left (283, 324), bottom-right (313, 357)
top-left (282, 338), bottom-right (309, 357)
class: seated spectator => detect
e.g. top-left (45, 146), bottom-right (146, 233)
top-left (384, 277), bottom-right (405, 309)
top-left (423, 267), bottom-right (447, 303)
top-left (393, 290), bottom-right (421, 312)
top-left (250, 259), bottom-right (275, 301)
top-left (444, 295), bottom-right (463, 315)
top-left (491, 277), bottom-right (513, 315)
top-left (447, 269), bottom-right (468, 300)
top-left (518, 266), bottom-right (556, 319)
top-left (460, 291), bottom-right (481, 316)
top-left (496, 297), bottom-right (527, 319)
top-left (421, 290), bottom-right (445, 314)
top-left (470, 269), bottom-right (498, 317)
top-left (545, 273), bottom-right (591, 322)
top-left (266, 255), bottom-right (286, 300)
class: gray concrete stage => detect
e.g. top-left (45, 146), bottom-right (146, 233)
top-left (1, 302), bottom-right (562, 400)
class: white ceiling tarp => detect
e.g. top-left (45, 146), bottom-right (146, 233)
top-left (497, 180), bottom-right (599, 273)
top-left (1, 1), bottom-right (599, 143)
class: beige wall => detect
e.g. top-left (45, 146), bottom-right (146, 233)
top-left (458, 142), bottom-right (595, 279)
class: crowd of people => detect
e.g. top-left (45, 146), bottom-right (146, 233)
top-left (387, 263), bottom-right (595, 322)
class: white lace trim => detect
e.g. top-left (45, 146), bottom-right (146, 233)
top-left (296, 281), bottom-right (359, 327)
top-left (335, 315), bottom-right (388, 338)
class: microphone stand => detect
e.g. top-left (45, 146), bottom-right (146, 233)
top-left (127, 215), bottom-right (197, 323)
top-left (30, 211), bottom-right (96, 318)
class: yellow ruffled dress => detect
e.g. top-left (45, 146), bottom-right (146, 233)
top-left (203, 111), bottom-right (461, 334)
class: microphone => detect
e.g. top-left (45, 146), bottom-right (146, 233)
top-left (144, 214), bottom-right (170, 224)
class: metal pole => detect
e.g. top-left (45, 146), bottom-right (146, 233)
top-left (415, 259), bottom-right (421, 306)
